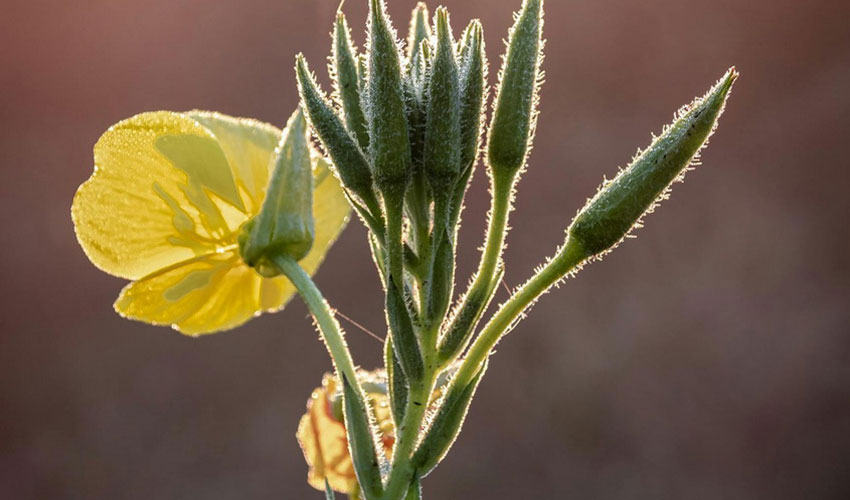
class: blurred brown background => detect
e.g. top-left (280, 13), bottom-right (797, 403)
top-left (2, 0), bottom-right (849, 498)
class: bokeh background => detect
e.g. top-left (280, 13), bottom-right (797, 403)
top-left (2, 0), bottom-right (849, 498)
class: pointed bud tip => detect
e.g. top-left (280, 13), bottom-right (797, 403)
top-left (719, 66), bottom-right (739, 94)
top-left (435, 7), bottom-right (451, 35)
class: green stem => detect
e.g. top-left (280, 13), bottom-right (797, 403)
top-left (451, 237), bottom-right (588, 391)
top-left (437, 172), bottom-right (515, 364)
top-left (274, 254), bottom-right (359, 388)
top-left (381, 371), bottom-right (436, 500)
top-left (384, 190), bottom-right (406, 287)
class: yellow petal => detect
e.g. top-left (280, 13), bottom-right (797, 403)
top-left (185, 111), bottom-right (281, 215)
top-left (72, 112), bottom-right (251, 280)
top-left (114, 250), bottom-right (267, 335)
top-left (113, 148), bottom-right (350, 334)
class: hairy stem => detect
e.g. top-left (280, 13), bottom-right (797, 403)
top-left (274, 254), bottom-right (359, 388)
top-left (438, 172), bottom-right (515, 363)
top-left (451, 237), bottom-right (588, 391)
top-left (381, 370), bottom-right (436, 500)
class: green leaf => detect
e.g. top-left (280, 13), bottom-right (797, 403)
top-left (568, 68), bottom-right (738, 256)
top-left (324, 479), bottom-right (335, 500)
top-left (341, 374), bottom-right (384, 499)
top-left (426, 234), bottom-right (454, 326)
top-left (486, 0), bottom-right (544, 176)
top-left (296, 55), bottom-right (376, 205)
top-left (366, 0), bottom-right (412, 193)
top-left (332, 13), bottom-right (370, 151)
top-left (403, 474), bottom-right (422, 500)
top-left (384, 336), bottom-right (408, 429)
top-left (412, 361), bottom-right (488, 476)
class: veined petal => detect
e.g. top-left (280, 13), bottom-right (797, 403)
top-left (72, 111), bottom-right (252, 280)
top-left (115, 249), bottom-right (264, 335)
top-left (113, 153), bottom-right (350, 335)
top-left (186, 111), bottom-right (281, 215)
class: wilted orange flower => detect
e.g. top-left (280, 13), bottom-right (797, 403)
top-left (296, 370), bottom-right (394, 495)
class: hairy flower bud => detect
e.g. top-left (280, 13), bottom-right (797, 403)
top-left (457, 20), bottom-right (488, 172)
top-left (365, 0), bottom-right (412, 193)
top-left (569, 68), bottom-right (738, 256)
top-left (423, 8), bottom-right (461, 193)
top-left (296, 55), bottom-right (375, 203)
top-left (486, 0), bottom-right (544, 176)
top-left (238, 108), bottom-right (314, 276)
top-left (332, 13), bottom-right (370, 151)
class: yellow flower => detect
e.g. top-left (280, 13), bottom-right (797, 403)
top-left (71, 111), bottom-right (350, 335)
top-left (297, 371), bottom-right (395, 496)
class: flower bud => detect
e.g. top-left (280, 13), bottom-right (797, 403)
top-left (296, 55), bottom-right (375, 204)
top-left (486, 0), bottom-right (544, 176)
top-left (406, 2), bottom-right (430, 82)
top-left (365, 0), bottom-right (412, 193)
top-left (423, 8), bottom-right (461, 192)
top-left (332, 13), bottom-right (370, 151)
top-left (569, 68), bottom-right (738, 256)
top-left (457, 19), bottom-right (488, 172)
top-left (238, 108), bottom-right (313, 276)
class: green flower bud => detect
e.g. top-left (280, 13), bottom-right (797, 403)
top-left (449, 20), bottom-right (488, 229)
top-left (486, 0), bottom-right (544, 176)
top-left (406, 2), bottom-right (431, 82)
top-left (403, 3), bottom-right (431, 174)
top-left (341, 374), bottom-right (385, 499)
top-left (238, 108), bottom-right (313, 276)
top-left (296, 54), bottom-right (375, 204)
top-left (412, 361), bottom-right (487, 476)
top-left (457, 20), bottom-right (488, 172)
top-left (332, 12), bottom-right (370, 151)
top-left (569, 68), bottom-right (738, 256)
top-left (423, 8), bottom-right (461, 192)
top-left (366, 0), bottom-right (412, 193)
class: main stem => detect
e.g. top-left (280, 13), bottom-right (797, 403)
top-left (451, 237), bottom-right (589, 391)
top-left (274, 254), bottom-right (359, 389)
top-left (381, 370), bottom-right (436, 500)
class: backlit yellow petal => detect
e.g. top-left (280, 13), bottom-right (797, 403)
top-left (114, 250), bottom-right (264, 335)
top-left (186, 111), bottom-right (281, 215)
top-left (72, 112), bottom-right (251, 280)
top-left (113, 150), bottom-right (349, 334)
